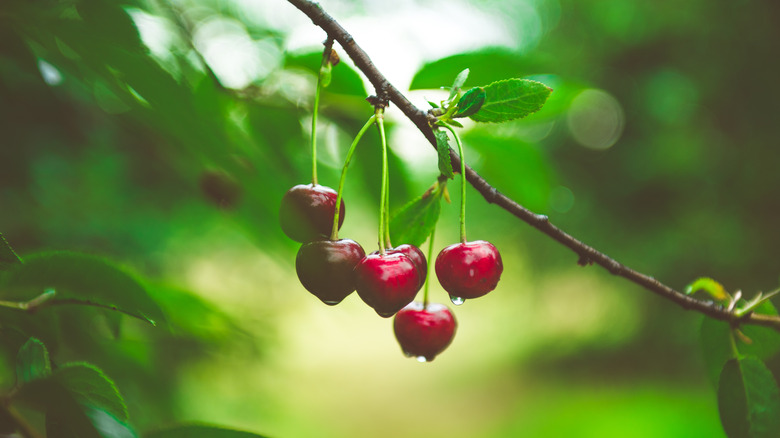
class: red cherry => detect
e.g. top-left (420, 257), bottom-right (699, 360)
top-left (393, 301), bottom-right (456, 362)
top-left (370, 244), bottom-right (427, 288)
top-left (296, 239), bottom-right (365, 305)
top-left (435, 240), bottom-right (503, 300)
top-left (355, 252), bottom-right (421, 318)
top-left (280, 184), bottom-right (345, 243)
top-left (391, 244), bottom-right (427, 287)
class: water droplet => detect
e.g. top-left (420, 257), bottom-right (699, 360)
top-left (323, 300), bottom-right (339, 306)
top-left (416, 356), bottom-right (427, 363)
top-left (450, 296), bottom-right (465, 306)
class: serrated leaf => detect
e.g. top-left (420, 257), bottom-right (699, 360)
top-left (54, 363), bottom-right (128, 422)
top-left (718, 356), bottom-right (780, 438)
top-left (0, 232), bottom-right (22, 270)
top-left (146, 425), bottom-right (269, 438)
top-left (469, 78), bottom-right (551, 123)
top-left (434, 130), bottom-right (454, 179)
top-left (3, 252), bottom-right (166, 326)
top-left (389, 186), bottom-right (444, 247)
top-left (701, 302), bottom-right (780, 387)
top-left (686, 277), bottom-right (730, 302)
top-left (47, 406), bottom-right (136, 438)
top-left (447, 68), bottom-right (470, 101)
top-left (454, 87), bottom-right (486, 118)
top-left (16, 337), bottom-right (51, 384)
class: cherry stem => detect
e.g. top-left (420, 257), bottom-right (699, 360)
top-left (377, 108), bottom-right (389, 255)
top-left (384, 159), bottom-right (392, 249)
top-left (422, 226), bottom-right (436, 308)
top-left (311, 39), bottom-right (334, 185)
top-left (442, 124), bottom-right (467, 243)
top-left (330, 114), bottom-right (377, 240)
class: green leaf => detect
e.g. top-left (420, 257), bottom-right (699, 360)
top-left (146, 425), bottom-right (269, 438)
top-left (718, 356), bottom-right (780, 438)
top-left (389, 184), bottom-right (444, 247)
top-left (447, 68), bottom-right (469, 101)
top-left (686, 277), bottom-right (730, 302)
top-left (16, 337), bottom-right (51, 384)
top-left (454, 87), bottom-right (486, 118)
top-left (54, 363), bottom-right (128, 422)
top-left (469, 79), bottom-right (552, 123)
top-left (3, 252), bottom-right (166, 326)
top-left (17, 363), bottom-right (131, 438)
top-left (0, 232), bottom-right (22, 270)
top-left (410, 48), bottom-right (547, 91)
top-left (701, 301), bottom-right (780, 386)
top-left (434, 130), bottom-right (454, 179)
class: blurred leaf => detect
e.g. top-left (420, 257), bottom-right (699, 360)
top-left (410, 47), bottom-right (548, 91)
top-left (76, 0), bottom-right (143, 52)
top-left (18, 362), bottom-right (131, 437)
top-left (16, 337), bottom-right (50, 384)
top-left (686, 277), bottom-right (730, 302)
top-left (389, 184), bottom-right (443, 247)
top-left (285, 51), bottom-right (367, 96)
top-left (469, 79), bottom-right (552, 123)
top-left (3, 252), bottom-right (166, 326)
top-left (447, 68), bottom-right (469, 101)
top-left (701, 301), bottom-right (780, 386)
top-left (0, 233), bottom-right (22, 270)
top-left (146, 425), bottom-right (269, 438)
top-left (53, 363), bottom-right (128, 422)
top-left (434, 130), bottom-right (454, 179)
top-left (718, 356), bottom-right (780, 438)
top-left (47, 406), bottom-right (136, 438)
top-left (454, 87), bottom-right (486, 118)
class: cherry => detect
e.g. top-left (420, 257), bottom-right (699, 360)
top-left (393, 301), bottom-right (456, 362)
top-left (355, 252), bottom-right (421, 317)
top-left (370, 244), bottom-right (427, 288)
top-left (435, 240), bottom-right (503, 300)
top-left (280, 184), bottom-right (345, 243)
top-left (296, 239), bottom-right (365, 305)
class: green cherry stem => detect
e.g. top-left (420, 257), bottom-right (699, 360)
top-left (442, 124), bottom-right (467, 243)
top-left (330, 114), bottom-right (377, 240)
top-left (422, 225), bottom-right (436, 308)
top-left (311, 39), bottom-right (334, 185)
top-left (384, 157), bottom-right (392, 249)
top-left (377, 108), bottom-right (389, 255)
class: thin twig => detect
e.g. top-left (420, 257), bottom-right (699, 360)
top-left (285, 0), bottom-right (780, 332)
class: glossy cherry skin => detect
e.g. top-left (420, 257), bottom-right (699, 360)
top-left (355, 252), bottom-right (421, 318)
top-left (393, 301), bottom-right (456, 362)
top-left (280, 184), bottom-right (345, 243)
top-left (370, 244), bottom-right (427, 288)
top-left (435, 240), bottom-right (503, 299)
top-left (296, 239), bottom-right (365, 305)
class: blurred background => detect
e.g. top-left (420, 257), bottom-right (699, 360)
top-left (1, 0), bottom-right (779, 436)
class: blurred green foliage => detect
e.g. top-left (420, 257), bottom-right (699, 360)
top-left (1, 0), bottom-right (779, 436)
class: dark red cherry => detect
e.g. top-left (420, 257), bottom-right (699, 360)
top-left (370, 244), bottom-right (427, 288)
top-left (435, 240), bottom-right (503, 300)
top-left (355, 252), bottom-right (421, 318)
top-left (280, 184), bottom-right (345, 243)
top-left (296, 239), bottom-right (365, 305)
top-left (393, 301), bottom-right (456, 362)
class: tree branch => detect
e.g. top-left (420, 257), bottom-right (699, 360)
top-left (286, 0), bottom-right (780, 332)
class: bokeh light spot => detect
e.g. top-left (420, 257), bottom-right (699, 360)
top-left (567, 88), bottom-right (624, 150)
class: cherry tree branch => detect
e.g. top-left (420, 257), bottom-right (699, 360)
top-left (286, 0), bottom-right (780, 332)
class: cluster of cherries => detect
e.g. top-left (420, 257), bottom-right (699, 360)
top-left (280, 182), bottom-right (503, 361)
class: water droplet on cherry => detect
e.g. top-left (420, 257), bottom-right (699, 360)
top-left (450, 296), bottom-right (465, 306)
top-left (416, 356), bottom-right (427, 363)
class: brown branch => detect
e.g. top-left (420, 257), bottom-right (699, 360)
top-left (286, 0), bottom-right (780, 332)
